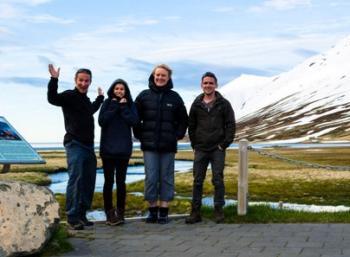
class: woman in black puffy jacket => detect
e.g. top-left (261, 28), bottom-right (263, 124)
top-left (134, 64), bottom-right (188, 224)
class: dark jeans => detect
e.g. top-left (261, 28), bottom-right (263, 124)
top-left (191, 149), bottom-right (226, 209)
top-left (102, 157), bottom-right (129, 212)
top-left (65, 140), bottom-right (97, 223)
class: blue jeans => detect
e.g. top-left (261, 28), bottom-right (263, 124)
top-left (65, 140), bottom-right (97, 222)
top-left (143, 151), bottom-right (175, 202)
top-left (192, 149), bottom-right (226, 209)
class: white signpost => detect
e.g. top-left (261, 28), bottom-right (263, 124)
top-left (238, 139), bottom-right (248, 215)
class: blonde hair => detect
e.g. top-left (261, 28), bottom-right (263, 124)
top-left (152, 64), bottom-right (172, 77)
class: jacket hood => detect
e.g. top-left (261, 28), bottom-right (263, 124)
top-left (107, 78), bottom-right (133, 103)
top-left (148, 74), bottom-right (173, 93)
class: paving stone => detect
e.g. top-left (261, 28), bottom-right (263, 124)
top-left (285, 241), bottom-right (324, 248)
top-left (301, 247), bottom-right (342, 256)
top-left (261, 247), bottom-right (302, 255)
top-left (51, 222), bottom-right (350, 257)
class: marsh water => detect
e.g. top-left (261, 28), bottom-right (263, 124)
top-left (48, 160), bottom-right (193, 193)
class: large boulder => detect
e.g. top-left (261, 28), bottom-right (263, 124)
top-left (0, 181), bottom-right (60, 257)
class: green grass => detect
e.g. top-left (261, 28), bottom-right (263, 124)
top-left (201, 205), bottom-right (350, 223)
top-left (0, 172), bottom-right (51, 185)
top-left (55, 193), bottom-right (192, 220)
top-left (36, 225), bottom-right (73, 257)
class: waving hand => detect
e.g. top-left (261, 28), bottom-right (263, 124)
top-left (48, 64), bottom-right (60, 78)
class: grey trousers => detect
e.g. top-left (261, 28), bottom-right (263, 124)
top-left (191, 149), bottom-right (226, 209)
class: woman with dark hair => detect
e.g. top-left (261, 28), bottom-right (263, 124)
top-left (99, 79), bottom-right (139, 225)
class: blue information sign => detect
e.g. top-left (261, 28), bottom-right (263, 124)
top-left (0, 116), bottom-right (45, 164)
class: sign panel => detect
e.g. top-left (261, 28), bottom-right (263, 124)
top-left (0, 116), bottom-right (45, 164)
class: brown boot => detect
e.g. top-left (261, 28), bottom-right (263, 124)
top-left (105, 209), bottom-right (121, 226)
top-left (214, 206), bottom-right (224, 223)
top-left (185, 208), bottom-right (202, 224)
top-left (115, 208), bottom-right (125, 225)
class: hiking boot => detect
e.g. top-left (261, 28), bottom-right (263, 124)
top-left (214, 206), bottom-right (224, 223)
top-left (80, 216), bottom-right (94, 226)
top-left (158, 207), bottom-right (169, 224)
top-left (67, 220), bottom-right (84, 230)
top-left (105, 209), bottom-right (121, 226)
top-left (145, 206), bottom-right (158, 223)
top-left (185, 208), bottom-right (202, 224)
top-left (115, 208), bottom-right (125, 225)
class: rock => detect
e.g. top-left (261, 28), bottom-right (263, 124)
top-left (0, 181), bottom-right (60, 257)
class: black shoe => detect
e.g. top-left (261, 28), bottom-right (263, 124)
top-left (158, 207), bottom-right (169, 224)
top-left (80, 216), bottom-right (94, 226)
top-left (145, 207), bottom-right (158, 223)
top-left (214, 206), bottom-right (224, 223)
top-left (185, 209), bottom-right (202, 224)
top-left (68, 221), bottom-right (84, 230)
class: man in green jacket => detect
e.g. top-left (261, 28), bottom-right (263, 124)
top-left (186, 72), bottom-right (235, 224)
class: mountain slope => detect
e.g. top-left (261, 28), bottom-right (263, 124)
top-left (220, 36), bottom-right (350, 142)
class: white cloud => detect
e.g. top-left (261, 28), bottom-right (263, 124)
top-left (0, 3), bottom-right (22, 18)
top-left (250, 0), bottom-right (312, 12)
top-left (0, 2), bottom-right (72, 25)
top-left (213, 6), bottom-right (237, 13)
top-left (283, 17), bottom-right (350, 34)
top-left (26, 0), bottom-right (51, 5)
top-left (328, 2), bottom-right (350, 7)
top-left (0, 0), bottom-right (52, 6)
top-left (83, 17), bottom-right (160, 35)
top-left (24, 14), bottom-right (74, 24)
top-left (164, 16), bottom-right (181, 21)
top-left (0, 26), bottom-right (9, 34)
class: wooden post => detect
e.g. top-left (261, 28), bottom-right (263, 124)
top-left (1, 164), bottom-right (11, 173)
top-left (238, 139), bottom-right (248, 215)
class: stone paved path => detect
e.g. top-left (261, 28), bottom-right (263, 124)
top-left (55, 218), bottom-right (350, 257)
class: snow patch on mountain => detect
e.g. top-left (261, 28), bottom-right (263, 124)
top-left (219, 36), bottom-right (350, 142)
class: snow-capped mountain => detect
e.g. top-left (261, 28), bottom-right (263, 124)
top-left (220, 36), bottom-right (350, 142)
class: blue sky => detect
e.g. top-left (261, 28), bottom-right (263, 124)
top-left (0, 0), bottom-right (350, 143)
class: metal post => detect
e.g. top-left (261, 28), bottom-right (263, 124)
top-left (2, 164), bottom-right (11, 173)
top-left (238, 139), bottom-right (248, 215)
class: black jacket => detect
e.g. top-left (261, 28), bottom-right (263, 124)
top-left (47, 77), bottom-right (104, 146)
top-left (133, 75), bottom-right (188, 153)
top-left (189, 91), bottom-right (235, 151)
top-left (98, 79), bottom-right (139, 159)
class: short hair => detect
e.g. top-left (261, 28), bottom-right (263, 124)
top-left (75, 68), bottom-right (92, 80)
top-left (201, 71), bottom-right (217, 84)
top-left (152, 64), bottom-right (172, 77)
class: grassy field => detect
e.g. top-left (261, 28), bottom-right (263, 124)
top-left (130, 148), bottom-right (350, 206)
top-left (2, 147), bottom-right (350, 212)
